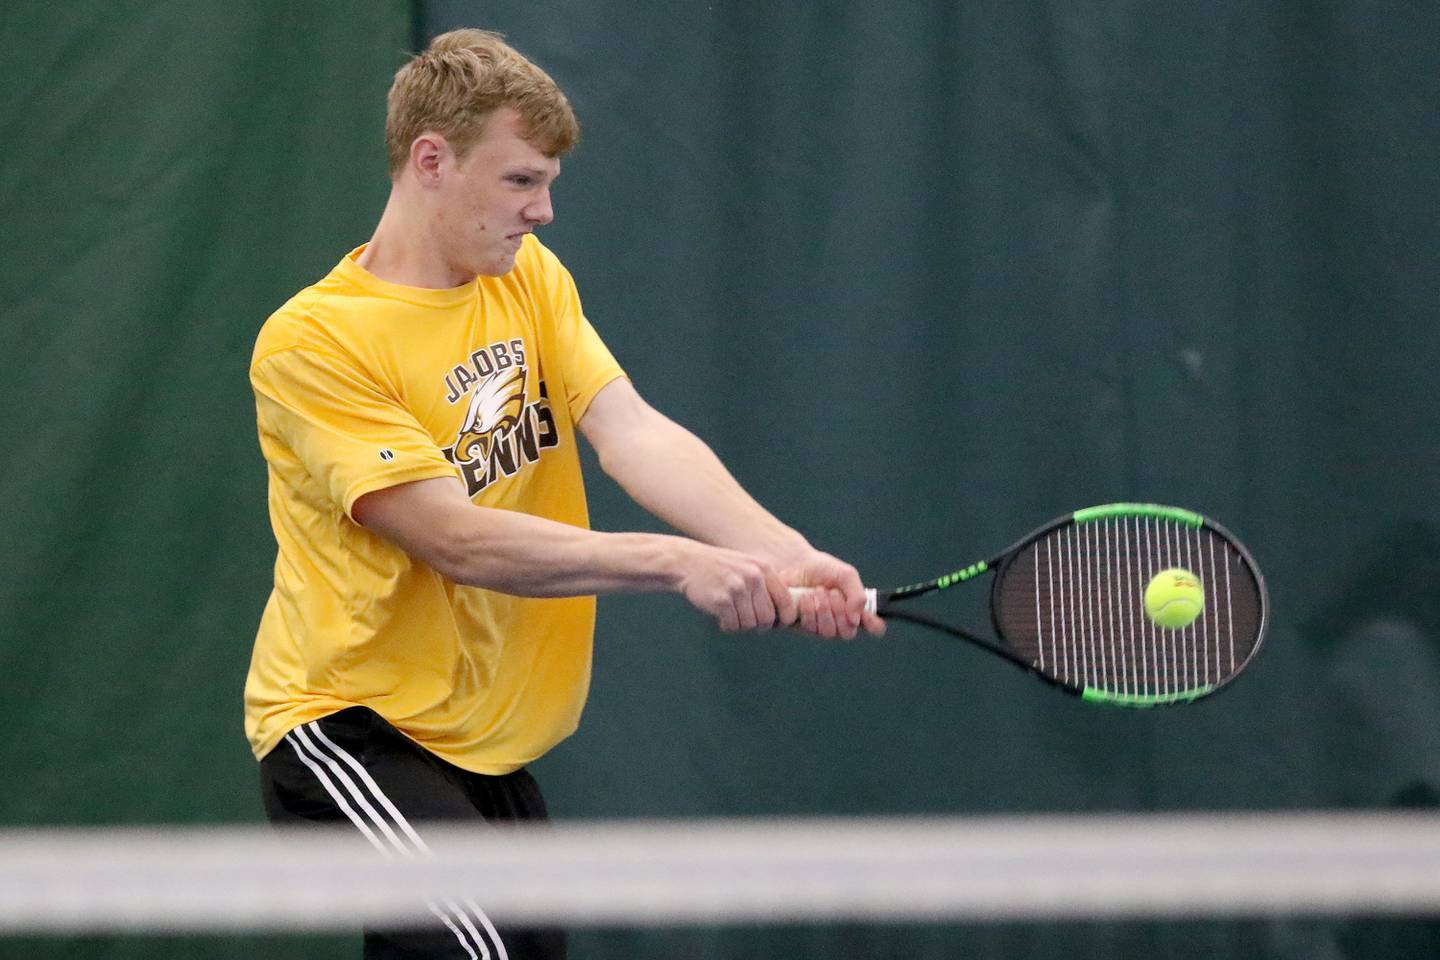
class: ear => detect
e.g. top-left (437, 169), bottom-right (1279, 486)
top-left (408, 133), bottom-right (451, 187)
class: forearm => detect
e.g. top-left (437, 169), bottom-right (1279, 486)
top-left (357, 481), bottom-right (701, 597)
top-left (353, 474), bottom-right (807, 630)
top-left (573, 379), bottom-right (877, 635)
top-left (596, 413), bottom-right (811, 566)
top-left (441, 508), bottom-right (705, 596)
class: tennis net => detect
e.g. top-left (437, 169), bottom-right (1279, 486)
top-left (4, 811), bottom-right (1440, 934)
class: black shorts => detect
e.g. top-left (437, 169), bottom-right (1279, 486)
top-left (259, 706), bottom-right (564, 960)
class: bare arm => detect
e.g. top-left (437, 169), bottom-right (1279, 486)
top-left (351, 476), bottom-right (795, 632)
top-left (578, 378), bottom-right (884, 637)
top-left (578, 380), bottom-right (806, 560)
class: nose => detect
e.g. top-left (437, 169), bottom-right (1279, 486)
top-left (525, 187), bottom-right (554, 226)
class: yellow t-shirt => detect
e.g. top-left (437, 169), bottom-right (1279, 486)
top-left (245, 236), bottom-right (625, 774)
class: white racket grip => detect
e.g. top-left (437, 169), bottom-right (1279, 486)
top-left (788, 586), bottom-right (879, 615)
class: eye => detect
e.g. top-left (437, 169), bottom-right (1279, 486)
top-left (507, 175), bottom-right (534, 187)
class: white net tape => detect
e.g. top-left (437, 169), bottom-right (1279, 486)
top-left (4, 812), bottom-right (1440, 934)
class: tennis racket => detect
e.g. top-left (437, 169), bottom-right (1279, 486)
top-left (795, 503), bottom-right (1268, 706)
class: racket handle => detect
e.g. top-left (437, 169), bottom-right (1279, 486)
top-left (788, 586), bottom-right (878, 615)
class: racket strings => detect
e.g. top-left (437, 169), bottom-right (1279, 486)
top-left (1004, 517), bottom-right (1261, 701)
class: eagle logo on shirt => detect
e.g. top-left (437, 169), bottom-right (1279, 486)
top-left (454, 365), bottom-right (528, 465)
top-left (441, 340), bottom-right (560, 496)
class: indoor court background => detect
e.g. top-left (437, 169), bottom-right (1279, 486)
top-left (2, 1), bottom-right (1438, 957)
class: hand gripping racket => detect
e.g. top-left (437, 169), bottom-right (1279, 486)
top-left (795, 503), bottom-right (1268, 706)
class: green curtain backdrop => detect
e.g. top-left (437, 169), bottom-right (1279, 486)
top-left (1, 5), bottom-right (410, 956)
top-left (3, 0), bottom-right (1438, 957)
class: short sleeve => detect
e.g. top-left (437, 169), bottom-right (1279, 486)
top-left (535, 245), bottom-right (626, 421)
top-left (252, 347), bottom-right (459, 517)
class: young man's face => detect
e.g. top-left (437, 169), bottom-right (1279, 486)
top-left (437, 107), bottom-right (560, 278)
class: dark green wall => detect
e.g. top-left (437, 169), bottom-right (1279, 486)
top-left (4, 1), bottom-right (1438, 957)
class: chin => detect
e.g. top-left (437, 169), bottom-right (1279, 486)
top-left (462, 250), bottom-right (511, 277)
top-left (485, 255), bottom-right (518, 277)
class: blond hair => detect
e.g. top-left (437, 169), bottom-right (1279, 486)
top-left (385, 29), bottom-right (579, 176)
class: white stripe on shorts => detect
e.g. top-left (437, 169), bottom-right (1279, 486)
top-left (284, 721), bottom-right (509, 960)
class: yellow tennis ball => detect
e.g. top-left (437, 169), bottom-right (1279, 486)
top-left (1144, 568), bottom-right (1204, 629)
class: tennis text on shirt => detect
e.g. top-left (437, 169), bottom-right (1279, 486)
top-left (441, 338), bottom-right (561, 495)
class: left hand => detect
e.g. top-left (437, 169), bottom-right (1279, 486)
top-left (777, 550), bottom-right (887, 639)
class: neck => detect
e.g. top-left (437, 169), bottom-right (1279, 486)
top-left (357, 190), bottom-right (473, 289)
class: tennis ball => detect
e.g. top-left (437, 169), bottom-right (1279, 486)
top-left (1143, 568), bottom-right (1204, 630)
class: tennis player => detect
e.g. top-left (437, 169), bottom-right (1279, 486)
top-left (245, 28), bottom-right (883, 960)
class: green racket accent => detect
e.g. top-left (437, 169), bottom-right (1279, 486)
top-left (1073, 503), bottom-right (1204, 527)
top-left (935, 561), bottom-right (988, 590)
top-left (887, 561), bottom-right (990, 599)
top-left (1081, 685), bottom-right (1216, 708)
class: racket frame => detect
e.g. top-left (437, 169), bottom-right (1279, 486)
top-left (876, 503), bottom-right (1269, 707)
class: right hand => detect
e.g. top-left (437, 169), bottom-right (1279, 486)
top-left (779, 551), bottom-right (886, 640)
top-left (674, 544), bottom-right (797, 633)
